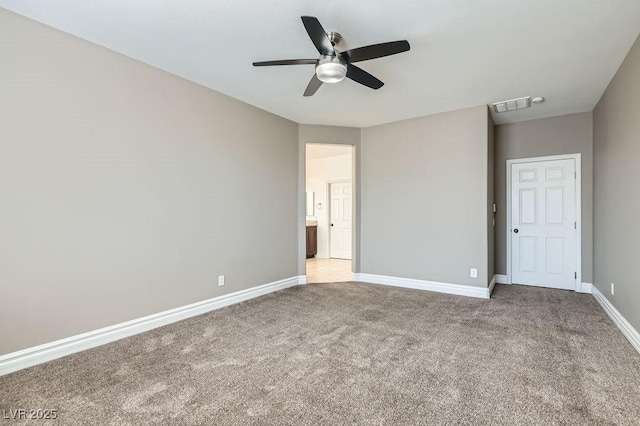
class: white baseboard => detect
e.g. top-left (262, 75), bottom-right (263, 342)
top-left (0, 276), bottom-right (303, 376)
top-left (488, 275), bottom-right (497, 296)
top-left (577, 282), bottom-right (593, 294)
top-left (354, 273), bottom-right (490, 299)
top-left (592, 286), bottom-right (640, 355)
top-left (495, 274), bottom-right (508, 284)
top-left (298, 275), bottom-right (307, 285)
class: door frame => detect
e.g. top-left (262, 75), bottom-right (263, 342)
top-left (300, 140), bottom-right (359, 281)
top-left (327, 179), bottom-right (353, 260)
top-left (506, 153), bottom-right (582, 291)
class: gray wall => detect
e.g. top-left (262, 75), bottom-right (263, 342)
top-left (593, 35), bottom-right (640, 331)
top-left (0, 10), bottom-right (299, 355)
top-left (494, 112), bottom-right (594, 282)
top-left (298, 125), bottom-right (361, 276)
top-left (360, 106), bottom-right (490, 287)
top-left (487, 109), bottom-right (496, 282)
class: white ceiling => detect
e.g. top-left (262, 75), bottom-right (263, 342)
top-left (2, 1), bottom-right (639, 127)
top-left (306, 144), bottom-right (352, 161)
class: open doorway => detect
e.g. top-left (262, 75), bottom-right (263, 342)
top-left (305, 143), bottom-right (354, 283)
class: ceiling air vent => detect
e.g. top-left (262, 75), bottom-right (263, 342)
top-left (492, 96), bottom-right (531, 113)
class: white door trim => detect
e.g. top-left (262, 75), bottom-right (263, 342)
top-left (506, 153), bottom-right (582, 291)
top-left (327, 179), bottom-right (353, 260)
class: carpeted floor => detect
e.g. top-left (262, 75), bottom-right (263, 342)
top-left (2, 283), bottom-right (640, 425)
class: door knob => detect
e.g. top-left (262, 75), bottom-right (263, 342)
top-left (514, 229), bottom-right (519, 233)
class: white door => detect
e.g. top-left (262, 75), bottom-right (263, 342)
top-left (329, 181), bottom-right (352, 260)
top-left (511, 159), bottom-right (577, 290)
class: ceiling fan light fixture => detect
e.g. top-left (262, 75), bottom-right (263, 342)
top-left (315, 55), bottom-right (347, 83)
top-left (316, 62), bottom-right (347, 83)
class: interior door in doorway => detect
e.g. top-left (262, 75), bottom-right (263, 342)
top-left (329, 181), bottom-right (352, 260)
top-left (511, 158), bottom-right (577, 290)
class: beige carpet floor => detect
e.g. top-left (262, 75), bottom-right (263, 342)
top-left (1, 283), bottom-right (640, 425)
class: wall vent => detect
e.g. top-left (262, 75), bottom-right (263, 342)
top-left (492, 96), bottom-right (531, 113)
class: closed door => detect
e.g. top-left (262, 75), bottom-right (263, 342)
top-left (511, 159), bottom-right (577, 290)
top-left (329, 181), bottom-right (352, 260)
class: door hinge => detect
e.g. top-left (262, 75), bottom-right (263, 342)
top-left (575, 272), bottom-right (577, 279)
top-left (574, 221), bottom-right (577, 229)
top-left (574, 171), bottom-right (577, 178)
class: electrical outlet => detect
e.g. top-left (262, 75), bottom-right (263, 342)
top-left (611, 282), bottom-right (614, 296)
top-left (470, 268), bottom-right (478, 278)
top-left (218, 275), bottom-right (225, 286)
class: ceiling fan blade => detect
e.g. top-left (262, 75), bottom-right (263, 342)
top-left (346, 64), bottom-right (384, 90)
top-left (303, 74), bottom-right (323, 97)
top-left (342, 40), bottom-right (410, 63)
top-left (253, 59), bottom-right (317, 67)
top-left (301, 16), bottom-right (334, 56)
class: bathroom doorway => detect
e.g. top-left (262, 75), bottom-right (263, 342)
top-left (305, 143), bottom-right (354, 283)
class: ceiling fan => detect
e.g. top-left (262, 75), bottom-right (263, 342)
top-left (252, 16), bottom-right (410, 97)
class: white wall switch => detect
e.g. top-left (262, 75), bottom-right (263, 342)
top-left (470, 268), bottom-right (478, 278)
top-left (611, 282), bottom-right (614, 295)
top-left (218, 275), bottom-right (225, 286)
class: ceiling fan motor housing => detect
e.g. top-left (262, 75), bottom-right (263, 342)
top-left (327, 31), bottom-right (342, 46)
top-left (317, 54), bottom-right (346, 67)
